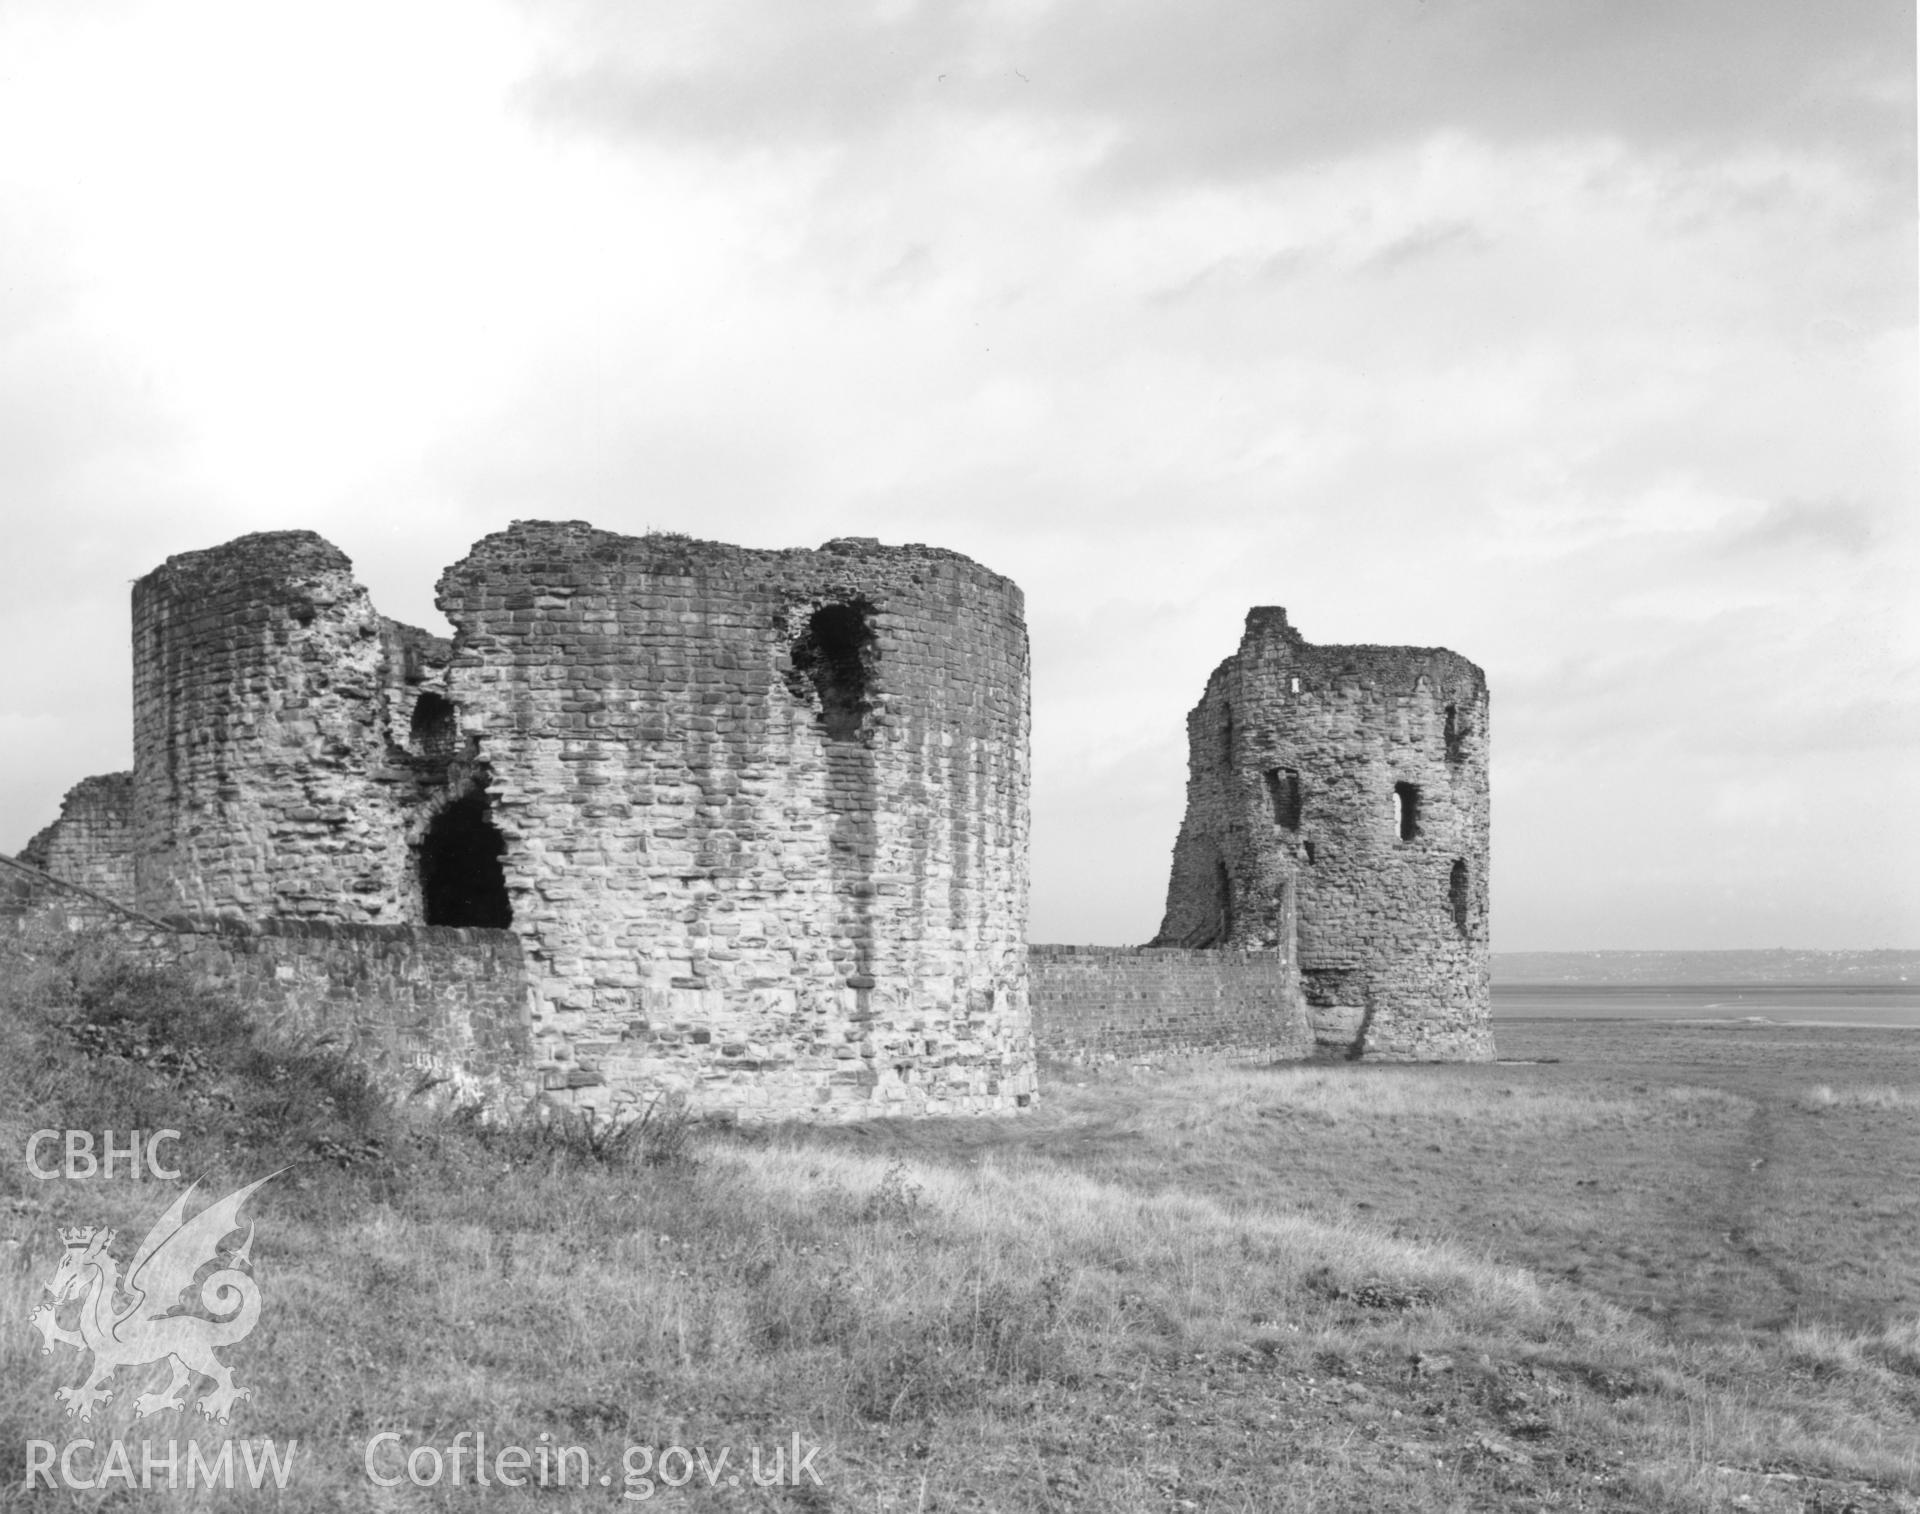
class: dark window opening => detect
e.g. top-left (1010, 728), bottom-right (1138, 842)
top-left (1214, 859), bottom-right (1234, 944)
top-left (1302, 840), bottom-right (1317, 864)
top-left (1449, 859), bottom-right (1470, 934)
top-left (410, 692), bottom-right (458, 761)
top-left (1393, 782), bottom-right (1421, 841)
top-left (1219, 702), bottom-right (1234, 767)
top-left (1444, 704), bottom-right (1467, 763)
top-left (788, 600), bottom-right (876, 740)
top-left (420, 792), bottom-right (512, 927)
top-left (1265, 767), bottom-right (1302, 830)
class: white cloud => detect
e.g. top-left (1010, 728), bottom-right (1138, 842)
top-left (0, 0), bottom-right (1911, 948)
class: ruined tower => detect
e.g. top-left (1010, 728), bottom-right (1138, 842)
top-left (1153, 607), bottom-right (1492, 1061)
top-left (433, 521), bottom-right (1035, 1118)
top-left (130, 531), bottom-right (454, 921)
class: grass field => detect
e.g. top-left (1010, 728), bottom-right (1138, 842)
top-left (4, 927), bottom-right (1919, 1511)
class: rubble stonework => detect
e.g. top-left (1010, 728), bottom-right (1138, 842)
top-left (19, 772), bottom-right (136, 901)
top-left (1153, 607), bottom-right (1493, 1061)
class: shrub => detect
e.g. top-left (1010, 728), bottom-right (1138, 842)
top-left (459, 1091), bottom-right (698, 1173)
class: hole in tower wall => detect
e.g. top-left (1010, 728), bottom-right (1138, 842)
top-left (1394, 782), bottom-right (1421, 841)
top-left (410, 693), bottom-right (458, 761)
top-left (419, 792), bottom-right (512, 928)
top-left (1273, 878), bottom-right (1294, 950)
top-left (1449, 859), bottom-right (1469, 934)
top-left (1265, 767), bottom-right (1301, 830)
top-left (789, 600), bottom-right (877, 741)
top-left (1214, 859), bottom-right (1234, 944)
top-left (1445, 704), bottom-right (1466, 762)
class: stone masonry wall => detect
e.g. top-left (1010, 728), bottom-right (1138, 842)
top-left (2, 857), bottom-right (529, 1101)
top-left (1154, 607), bottom-right (1492, 1061)
top-left (131, 532), bottom-right (455, 924)
top-left (1030, 945), bottom-right (1312, 1064)
top-left (164, 919), bottom-right (530, 1095)
top-left (19, 772), bottom-right (136, 903)
top-left (1, 851), bottom-right (162, 927)
top-left (436, 522), bottom-right (1035, 1121)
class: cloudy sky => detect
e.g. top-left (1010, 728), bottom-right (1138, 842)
top-left (1, 0), bottom-right (1912, 950)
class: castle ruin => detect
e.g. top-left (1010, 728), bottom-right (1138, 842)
top-left (28, 522), bottom-right (1034, 1119)
top-left (16, 524), bottom-right (1492, 1117)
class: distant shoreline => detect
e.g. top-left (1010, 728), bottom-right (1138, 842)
top-left (1496, 1015), bottom-right (1920, 1030)
top-left (1493, 981), bottom-right (1919, 995)
top-left (1491, 981), bottom-right (1920, 1029)
top-left (1492, 948), bottom-right (1918, 987)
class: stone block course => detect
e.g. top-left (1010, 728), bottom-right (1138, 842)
top-left (1030, 944), bottom-right (1311, 1063)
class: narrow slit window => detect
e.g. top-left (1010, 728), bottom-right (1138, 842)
top-left (1219, 702), bottom-right (1234, 767)
top-left (1264, 767), bottom-right (1301, 830)
top-left (1444, 703), bottom-right (1466, 763)
top-left (1449, 859), bottom-right (1469, 934)
top-left (1393, 782), bottom-right (1421, 841)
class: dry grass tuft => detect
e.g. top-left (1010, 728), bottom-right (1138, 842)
top-left (1798, 1083), bottom-right (1919, 1112)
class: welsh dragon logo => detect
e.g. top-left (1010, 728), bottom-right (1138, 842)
top-left (30, 1173), bottom-right (277, 1424)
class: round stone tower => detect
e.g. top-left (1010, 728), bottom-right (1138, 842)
top-left (130, 531), bottom-right (420, 920)
top-left (434, 521), bottom-right (1036, 1119)
top-left (1154, 607), bottom-right (1492, 1061)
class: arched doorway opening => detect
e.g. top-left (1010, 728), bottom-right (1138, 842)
top-left (419, 792), bottom-right (512, 927)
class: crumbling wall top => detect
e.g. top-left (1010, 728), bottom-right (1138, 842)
top-left (435, 520), bottom-right (1025, 613)
top-left (139, 530), bottom-right (354, 594)
top-left (17, 772), bottom-right (136, 901)
top-left (1216, 605), bottom-right (1487, 698)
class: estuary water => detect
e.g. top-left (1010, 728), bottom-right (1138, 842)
top-left (1492, 983), bottom-right (1920, 1029)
